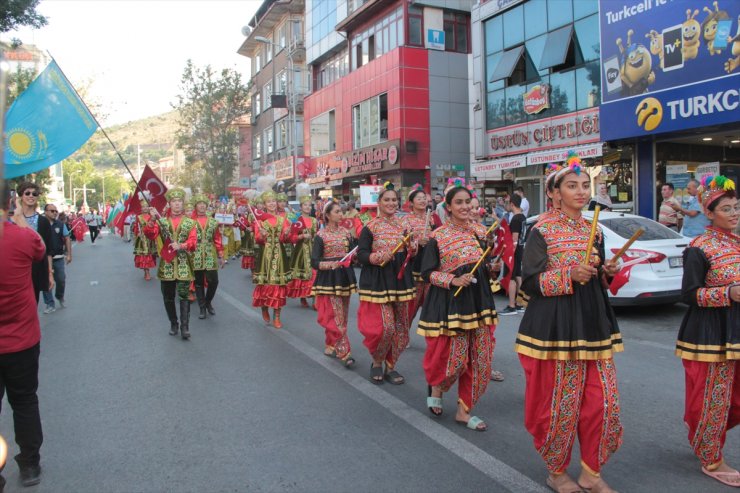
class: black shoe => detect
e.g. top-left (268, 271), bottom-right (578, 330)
top-left (499, 306), bottom-right (519, 316)
top-left (20, 465), bottom-right (41, 486)
top-left (205, 302), bottom-right (215, 316)
top-left (198, 306), bottom-right (207, 319)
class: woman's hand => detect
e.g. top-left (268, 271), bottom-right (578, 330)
top-left (451, 273), bottom-right (474, 287)
top-left (418, 236), bottom-right (429, 247)
top-left (730, 285), bottom-right (740, 303)
top-left (602, 259), bottom-right (619, 277)
top-left (571, 264), bottom-right (598, 284)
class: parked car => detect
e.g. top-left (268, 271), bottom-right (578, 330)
top-left (524, 211), bottom-right (690, 306)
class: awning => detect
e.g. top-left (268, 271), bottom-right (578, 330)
top-left (489, 45), bottom-right (524, 82)
top-left (538, 25), bottom-right (573, 70)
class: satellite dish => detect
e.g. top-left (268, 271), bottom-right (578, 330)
top-left (241, 26), bottom-right (252, 37)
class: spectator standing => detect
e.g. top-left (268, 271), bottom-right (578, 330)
top-left (41, 204), bottom-right (71, 312)
top-left (435, 192), bottom-right (447, 224)
top-left (0, 200), bottom-right (47, 488)
top-left (514, 186), bottom-right (530, 217)
top-left (494, 196), bottom-right (508, 221)
top-left (123, 213), bottom-right (135, 242)
top-left (658, 183), bottom-right (683, 231)
top-left (672, 179), bottom-right (710, 238)
top-left (499, 194), bottom-right (526, 315)
top-left (85, 209), bottom-right (101, 244)
top-left (588, 183), bottom-right (613, 211)
top-left (16, 183), bottom-right (53, 304)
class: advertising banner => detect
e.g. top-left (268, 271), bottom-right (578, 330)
top-left (359, 185), bottom-right (382, 207)
top-left (599, 0), bottom-right (740, 140)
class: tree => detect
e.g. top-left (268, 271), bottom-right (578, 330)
top-left (174, 60), bottom-right (250, 196)
top-left (0, 0), bottom-right (47, 34)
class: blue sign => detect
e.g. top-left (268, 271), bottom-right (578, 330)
top-left (600, 73), bottom-right (740, 140)
top-left (427, 29), bottom-right (445, 50)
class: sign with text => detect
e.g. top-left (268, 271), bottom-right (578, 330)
top-left (486, 108), bottom-right (600, 158)
top-left (427, 29), bottom-right (445, 50)
top-left (342, 140), bottom-right (401, 178)
top-left (695, 162), bottom-right (720, 180)
top-left (471, 155), bottom-right (526, 177)
top-left (527, 142), bottom-right (603, 166)
top-left (359, 185), bottom-right (383, 207)
top-left (273, 157), bottom-right (295, 180)
top-left (523, 84), bottom-right (550, 114)
top-left (215, 213), bottom-right (235, 224)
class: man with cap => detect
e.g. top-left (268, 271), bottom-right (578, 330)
top-left (144, 188), bottom-right (198, 340)
top-left (192, 194), bottom-right (224, 320)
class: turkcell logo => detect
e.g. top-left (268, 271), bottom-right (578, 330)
top-left (601, 75), bottom-right (740, 141)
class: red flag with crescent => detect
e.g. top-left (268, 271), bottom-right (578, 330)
top-left (253, 208), bottom-right (275, 223)
top-left (115, 165), bottom-right (168, 234)
top-left (497, 220), bottom-right (516, 292)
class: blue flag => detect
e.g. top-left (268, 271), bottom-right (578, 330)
top-left (4, 61), bottom-right (97, 179)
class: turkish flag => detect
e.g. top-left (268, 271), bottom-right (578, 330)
top-left (159, 238), bottom-right (177, 263)
top-left (114, 165), bottom-right (168, 234)
top-left (253, 208), bottom-right (275, 223)
top-left (497, 221), bottom-right (516, 292)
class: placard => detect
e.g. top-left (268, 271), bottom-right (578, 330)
top-left (215, 213), bottom-right (235, 224)
top-left (359, 185), bottom-right (382, 207)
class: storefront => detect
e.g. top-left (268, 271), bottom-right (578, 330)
top-left (599, 0), bottom-right (740, 219)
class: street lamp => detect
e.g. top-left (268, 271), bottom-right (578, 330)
top-left (255, 35), bottom-right (299, 181)
top-left (68, 169), bottom-right (82, 205)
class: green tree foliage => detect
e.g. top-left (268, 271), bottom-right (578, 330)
top-left (0, 0), bottom-right (47, 33)
top-left (174, 60), bottom-right (250, 196)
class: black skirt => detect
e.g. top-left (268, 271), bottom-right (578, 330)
top-left (312, 262), bottom-right (357, 297)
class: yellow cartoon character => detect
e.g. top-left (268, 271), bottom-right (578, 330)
top-left (702, 1), bottom-right (730, 55)
top-left (645, 30), bottom-right (664, 69)
top-left (617, 29), bottom-right (655, 96)
top-left (682, 9), bottom-right (701, 60)
top-left (725, 15), bottom-right (740, 73)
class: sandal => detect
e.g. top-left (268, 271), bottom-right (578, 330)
top-left (491, 370), bottom-right (505, 382)
top-left (324, 347), bottom-right (336, 358)
top-left (427, 385), bottom-right (443, 416)
top-left (370, 364), bottom-right (384, 384)
top-left (547, 474), bottom-right (586, 493)
top-left (702, 466), bottom-right (740, 488)
top-left (384, 369), bottom-right (405, 385)
top-left (456, 416), bottom-right (486, 431)
top-left (342, 356), bottom-right (356, 368)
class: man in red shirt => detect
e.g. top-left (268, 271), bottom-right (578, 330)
top-left (0, 201), bottom-right (47, 488)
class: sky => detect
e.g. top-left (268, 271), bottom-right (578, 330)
top-left (4, 0), bottom-right (262, 126)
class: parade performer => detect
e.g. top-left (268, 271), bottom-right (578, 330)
top-left (287, 184), bottom-right (319, 308)
top-left (403, 184), bottom-right (435, 322)
top-left (357, 182), bottom-right (416, 385)
top-left (192, 194), bottom-right (224, 320)
top-left (218, 204), bottom-right (236, 263)
top-left (515, 153), bottom-right (623, 493)
top-left (417, 180), bottom-right (498, 431)
top-left (70, 213), bottom-right (87, 243)
top-left (238, 190), bottom-right (257, 271)
top-left (675, 175), bottom-right (740, 488)
top-left (252, 185), bottom-right (291, 329)
top-left (144, 188), bottom-right (198, 340)
top-left (132, 194), bottom-right (156, 281)
top-left (311, 200), bottom-right (358, 367)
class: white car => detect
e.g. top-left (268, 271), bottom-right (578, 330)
top-left (525, 212), bottom-right (689, 306)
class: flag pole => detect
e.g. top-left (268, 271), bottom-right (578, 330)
top-left (0, 52), bottom-right (8, 226)
top-left (45, 52), bottom-right (151, 208)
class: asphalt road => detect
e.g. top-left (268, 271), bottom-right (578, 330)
top-left (1, 231), bottom-right (736, 492)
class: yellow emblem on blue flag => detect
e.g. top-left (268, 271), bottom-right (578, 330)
top-left (4, 60), bottom-right (97, 179)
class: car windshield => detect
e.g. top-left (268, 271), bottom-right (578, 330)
top-left (600, 217), bottom-right (683, 240)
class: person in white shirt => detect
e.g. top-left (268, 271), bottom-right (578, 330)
top-left (84, 210), bottom-right (101, 244)
top-left (514, 186), bottom-right (530, 217)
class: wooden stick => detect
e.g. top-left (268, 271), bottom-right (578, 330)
top-left (611, 227), bottom-right (645, 262)
top-left (580, 206), bottom-right (600, 285)
top-left (380, 233), bottom-right (412, 267)
top-left (452, 220), bottom-right (501, 297)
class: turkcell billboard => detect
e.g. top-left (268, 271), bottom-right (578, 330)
top-left (599, 0), bottom-right (740, 140)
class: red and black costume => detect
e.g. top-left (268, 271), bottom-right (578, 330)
top-left (403, 211), bottom-right (436, 321)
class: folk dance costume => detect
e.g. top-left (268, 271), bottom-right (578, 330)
top-left (417, 219), bottom-right (498, 423)
top-left (143, 188), bottom-right (198, 340)
top-left (403, 191), bottom-right (436, 321)
top-left (515, 205), bottom-right (624, 478)
top-left (287, 212), bottom-right (318, 305)
top-left (250, 196), bottom-right (265, 280)
top-left (237, 214), bottom-right (256, 270)
top-left (675, 176), bottom-right (739, 480)
top-left (252, 193), bottom-right (291, 329)
top-left (133, 208), bottom-right (156, 279)
top-left (192, 195), bottom-right (224, 320)
top-left (357, 213), bottom-right (416, 381)
top-left (311, 224), bottom-right (357, 366)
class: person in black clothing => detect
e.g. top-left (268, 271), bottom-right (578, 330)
top-left (499, 194), bottom-right (526, 315)
top-left (16, 182), bottom-right (53, 304)
top-left (41, 204), bottom-right (72, 312)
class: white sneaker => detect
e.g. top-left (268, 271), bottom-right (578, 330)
top-left (58, 300), bottom-right (66, 309)
top-left (43, 306), bottom-right (56, 314)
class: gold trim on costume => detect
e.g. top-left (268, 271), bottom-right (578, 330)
top-left (515, 333), bottom-right (624, 360)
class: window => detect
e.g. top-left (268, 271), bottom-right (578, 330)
top-left (508, 48), bottom-right (539, 86)
top-left (263, 82), bottom-right (272, 109)
top-left (352, 93), bottom-right (388, 149)
top-left (264, 35), bottom-right (273, 63)
top-left (314, 49), bottom-right (348, 91)
top-left (254, 134), bottom-right (262, 158)
top-left (524, 0), bottom-right (547, 39)
top-left (310, 110), bottom-right (336, 156)
top-left (253, 93), bottom-right (261, 115)
top-left (290, 19), bottom-right (303, 44)
top-left (264, 127), bottom-right (274, 155)
top-left (443, 12), bottom-right (469, 53)
top-left (485, 16), bottom-right (503, 54)
top-left (408, 5), bottom-right (423, 46)
top-left (503, 5), bottom-right (524, 49)
top-left (310, 1), bottom-right (335, 41)
top-left (276, 118), bottom-right (288, 150)
top-left (277, 23), bottom-right (287, 51)
top-left (276, 70), bottom-right (287, 94)
top-left (548, 0), bottom-right (573, 30)
top-left (351, 7), bottom-right (402, 70)
top-left (574, 14), bottom-right (599, 62)
top-left (253, 53), bottom-right (262, 74)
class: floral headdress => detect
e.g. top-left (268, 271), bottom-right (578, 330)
top-left (383, 181), bottom-right (394, 191)
top-left (552, 151), bottom-right (583, 186)
top-left (544, 163), bottom-right (564, 189)
top-left (699, 175), bottom-right (736, 209)
top-left (443, 177), bottom-right (466, 196)
top-left (408, 183), bottom-right (424, 201)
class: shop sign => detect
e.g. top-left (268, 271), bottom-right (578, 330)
top-left (342, 140), bottom-right (401, 178)
top-left (599, 0), bottom-right (740, 140)
top-left (471, 155), bottom-right (527, 177)
top-left (523, 84), bottom-right (550, 115)
top-left (273, 157), bottom-right (294, 180)
top-left (527, 142), bottom-right (603, 166)
top-left (486, 108), bottom-right (600, 158)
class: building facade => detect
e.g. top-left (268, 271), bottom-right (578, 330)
top-left (238, 0), bottom-right (309, 195)
top-left (302, 0), bottom-right (474, 200)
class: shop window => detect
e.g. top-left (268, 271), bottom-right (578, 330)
top-left (352, 93), bottom-right (388, 149)
top-left (503, 5), bottom-right (524, 49)
top-left (408, 5), bottom-right (423, 46)
top-left (524, 0), bottom-right (547, 39)
top-left (310, 110), bottom-right (336, 156)
top-left (547, 0), bottom-right (573, 30)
